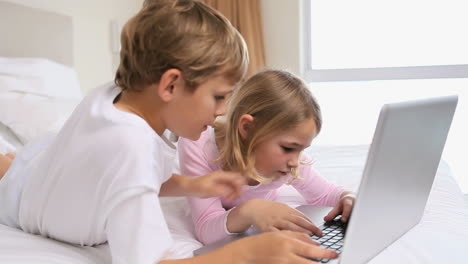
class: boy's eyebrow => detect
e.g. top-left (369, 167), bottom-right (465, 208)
top-left (218, 90), bottom-right (234, 95)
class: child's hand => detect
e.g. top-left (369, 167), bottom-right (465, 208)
top-left (208, 231), bottom-right (338, 264)
top-left (237, 199), bottom-right (322, 236)
top-left (187, 171), bottom-right (247, 200)
top-left (324, 191), bottom-right (356, 223)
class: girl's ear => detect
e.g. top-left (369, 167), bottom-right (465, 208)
top-left (238, 114), bottom-right (255, 140)
top-left (157, 69), bottom-right (183, 102)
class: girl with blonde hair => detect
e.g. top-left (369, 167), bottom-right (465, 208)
top-left (179, 69), bottom-right (356, 245)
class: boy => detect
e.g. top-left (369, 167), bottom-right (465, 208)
top-left (0, 1), bottom-right (338, 263)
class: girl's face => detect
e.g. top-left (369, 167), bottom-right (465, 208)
top-left (253, 118), bottom-right (317, 180)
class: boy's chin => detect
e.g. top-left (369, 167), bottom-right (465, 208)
top-left (179, 131), bottom-right (202, 141)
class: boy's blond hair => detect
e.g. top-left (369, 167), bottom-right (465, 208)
top-left (115, 0), bottom-right (248, 92)
top-left (214, 70), bottom-right (322, 183)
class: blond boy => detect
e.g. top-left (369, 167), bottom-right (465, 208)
top-left (0, 1), bottom-right (338, 263)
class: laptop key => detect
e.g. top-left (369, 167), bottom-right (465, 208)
top-left (310, 217), bottom-right (347, 260)
top-left (330, 244), bottom-right (341, 249)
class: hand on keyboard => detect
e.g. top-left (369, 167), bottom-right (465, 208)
top-left (324, 192), bottom-right (356, 223)
top-left (309, 216), bottom-right (347, 263)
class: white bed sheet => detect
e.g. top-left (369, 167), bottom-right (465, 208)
top-left (0, 144), bottom-right (467, 263)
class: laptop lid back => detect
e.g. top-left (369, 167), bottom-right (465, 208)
top-left (339, 96), bottom-right (457, 264)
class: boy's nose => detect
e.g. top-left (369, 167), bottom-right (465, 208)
top-left (215, 103), bottom-right (227, 117)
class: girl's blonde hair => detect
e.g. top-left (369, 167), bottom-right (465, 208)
top-left (115, 0), bottom-right (248, 92)
top-left (214, 69), bottom-right (322, 183)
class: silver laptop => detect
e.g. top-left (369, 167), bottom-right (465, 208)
top-left (193, 95), bottom-right (458, 264)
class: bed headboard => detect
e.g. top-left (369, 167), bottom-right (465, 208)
top-left (0, 1), bottom-right (73, 66)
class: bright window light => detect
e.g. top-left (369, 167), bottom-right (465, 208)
top-left (303, 0), bottom-right (468, 193)
top-left (309, 0), bottom-right (468, 69)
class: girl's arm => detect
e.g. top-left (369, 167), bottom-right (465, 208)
top-left (291, 156), bottom-right (345, 206)
top-left (323, 191), bottom-right (356, 222)
top-left (188, 196), bottom-right (234, 244)
top-left (292, 154), bottom-right (356, 222)
top-left (178, 136), bottom-right (239, 244)
top-left (107, 186), bottom-right (338, 263)
top-left (226, 198), bottom-right (321, 235)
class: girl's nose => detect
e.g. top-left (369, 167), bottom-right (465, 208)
top-left (287, 157), bottom-right (299, 169)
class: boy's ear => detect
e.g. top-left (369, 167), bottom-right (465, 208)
top-left (157, 69), bottom-right (183, 102)
top-left (238, 114), bottom-right (255, 140)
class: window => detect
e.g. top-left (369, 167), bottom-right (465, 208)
top-left (302, 0), bottom-right (468, 193)
top-left (303, 0), bottom-right (468, 82)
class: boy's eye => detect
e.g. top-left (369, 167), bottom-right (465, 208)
top-left (214, 96), bottom-right (225, 101)
top-left (281, 146), bottom-right (294, 152)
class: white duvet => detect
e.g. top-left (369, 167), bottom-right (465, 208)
top-left (2, 57), bottom-right (468, 263)
top-left (1, 84), bottom-right (467, 263)
top-left (0, 144), bottom-right (467, 264)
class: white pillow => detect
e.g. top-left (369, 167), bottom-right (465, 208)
top-left (0, 57), bottom-right (82, 99)
top-left (0, 92), bottom-right (80, 144)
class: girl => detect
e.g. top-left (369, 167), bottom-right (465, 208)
top-left (0, 1), bottom-right (338, 264)
top-left (179, 69), bottom-right (356, 245)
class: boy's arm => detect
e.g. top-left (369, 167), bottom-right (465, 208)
top-left (159, 172), bottom-right (245, 199)
top-left (157, 231), bottom-right (339, 264)
top-left (106, 193), bottom-right (173, 264)
top-left (159, 174), bottom-right (191, 196)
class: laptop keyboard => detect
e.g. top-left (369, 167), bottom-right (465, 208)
top-left (309, 217), bottom-right (347, 263)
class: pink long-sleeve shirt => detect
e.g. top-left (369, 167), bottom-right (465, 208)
top-left (178, 127), bottom-right (344, 245)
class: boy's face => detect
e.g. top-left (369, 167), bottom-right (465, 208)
top-left (168, 75), bottom-right (234, 140)
top-left (253, 118), bottom-right (317, 180)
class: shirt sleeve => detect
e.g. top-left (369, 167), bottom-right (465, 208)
top-left (106, 192), bottom-right (173, 264)
top-left (291, 155), bottom-right (345, 207)
top-left (178, 136), bottom-right (232, 245)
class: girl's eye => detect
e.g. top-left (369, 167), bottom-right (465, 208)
top-left (214, 96), bottom-right (225, 101)
top-left (282, 146), bottom-right (294, 152)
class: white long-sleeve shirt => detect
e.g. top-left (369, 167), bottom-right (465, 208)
top-left (0, 83), bottom-right (175, 264)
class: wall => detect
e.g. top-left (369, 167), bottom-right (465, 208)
top-left (2, 0), bottom-right (302, 93)
top-left (261, 0), bottom-right (302, 75)
top-left (2, 0), bottom-right (144, 93)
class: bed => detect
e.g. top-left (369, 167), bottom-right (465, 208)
top-left (1, 2), bottom-right (468, 264)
